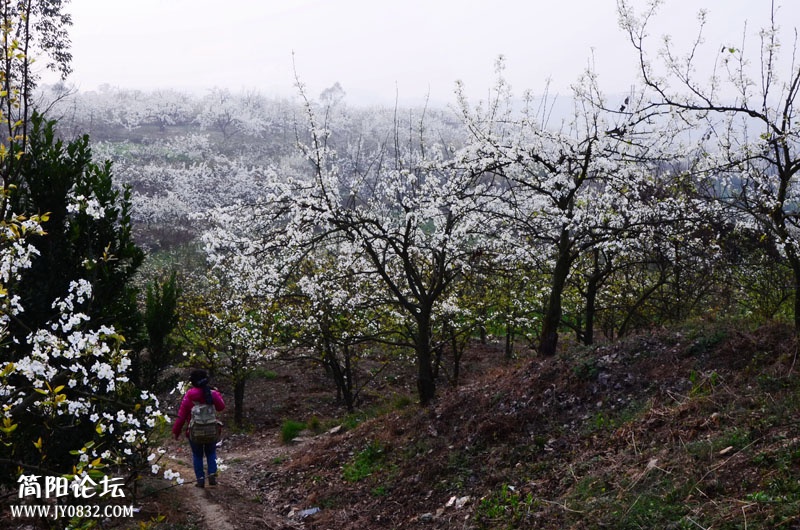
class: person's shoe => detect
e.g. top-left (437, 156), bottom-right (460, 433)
top-left (195, 480), bottom-right (205, 488)
top-left (208, 475), bottom-right (217, 486)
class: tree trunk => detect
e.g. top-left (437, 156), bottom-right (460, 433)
top-left (584, 251), bottom-right (602, 346)
top-left (505, 324), bottom-right (514, 360)
top-left (323, 344), bottom-right (355, 412)
top-left (450, 327), bottom-right (461, 385)
top-left (791, 260), bottom-right (800, 371)
top-left (415, 311), bottom-right (436, 406)
top-left (584, 279), bottom-right (599, 346)
top-left (432, 342), bottom-right (443, 380)
top-left (233, 378), bottom-right (245, 427)
top-left (539, 230), bottom-right (573, 356)
top-left (787, 252), bottom-right (800, 335)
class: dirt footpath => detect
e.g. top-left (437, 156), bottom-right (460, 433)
top-left (157, 431), bottom-right (311, 530)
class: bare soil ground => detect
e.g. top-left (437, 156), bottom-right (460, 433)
top-left (131, 342), bottom-right (522, 529)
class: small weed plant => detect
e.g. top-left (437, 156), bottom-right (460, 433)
top-left (475, 484), bottom-right (536, 529)
top-left (343, 440), bottom-right (386, 482)
top-left (280, 419), bottom-right (307, 444)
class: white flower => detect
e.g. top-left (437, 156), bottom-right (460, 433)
top-left (92, 361), bottom-right (115, 382)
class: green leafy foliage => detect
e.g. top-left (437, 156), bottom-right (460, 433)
top-left (137, 270), bottom-right (181, 390)
top-left (1, 114), bottom-right (152, 484)
top-left (8, 113), bottom-right (144, 345)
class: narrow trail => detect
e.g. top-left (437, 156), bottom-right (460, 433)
top-left (163, 431), bottom-right (310, 530)
top-left (184, 484), bottom-right (236, 530)
top-left (163, 457), bottom-right (236, 530)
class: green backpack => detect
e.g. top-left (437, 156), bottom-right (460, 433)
top-left (188, 402), bottom-right (220, 444)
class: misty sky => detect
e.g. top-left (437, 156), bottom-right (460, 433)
top-left (53, 0), bottom-right (800, 105)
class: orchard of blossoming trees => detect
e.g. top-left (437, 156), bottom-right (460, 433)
top-left (48, 2), bottom-right (798, 405)
top-left (1, 0), bottom-right (798, 499)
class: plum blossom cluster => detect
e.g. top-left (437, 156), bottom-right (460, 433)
top-left (0, 215), bottom-right (44, 336)
top-left (66, 190), bottom-right (106, 220)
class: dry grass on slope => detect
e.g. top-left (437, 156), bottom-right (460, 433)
top-left (254, 321), bottom-right (800, 529)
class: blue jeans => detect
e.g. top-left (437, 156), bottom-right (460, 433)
top-left (189, 440), bottom-right (217, 483)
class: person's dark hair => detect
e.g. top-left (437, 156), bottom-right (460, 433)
top-left (189, 369), bottom-right (213, 405)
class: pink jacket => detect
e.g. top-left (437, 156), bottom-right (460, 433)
top-left (172, 386), bottom-right (225, 439)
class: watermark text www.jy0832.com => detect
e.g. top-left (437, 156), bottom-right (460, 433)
top-left (10, 504), bottom-right (135, 521)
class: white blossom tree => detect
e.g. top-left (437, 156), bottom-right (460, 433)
top-left (279, 242), bottom-right (395, 411)
top-left (177, 268), bottom-right (274, 427)
top-left (455, 60), bottom-right (693, 355)
top-left (196, 87), bottom-right (271, 141)
top-left (618, 0), bottom-right (800, 332)
top-left (201, 85), bottom-right (496, 405)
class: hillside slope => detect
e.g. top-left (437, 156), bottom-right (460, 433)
top-left (252, 322), bottom-right (800, 529)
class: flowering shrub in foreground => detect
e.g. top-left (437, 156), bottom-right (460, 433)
top-left (0, 190), bottom-right (182, 493)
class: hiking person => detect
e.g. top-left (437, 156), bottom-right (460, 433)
top-left (172, 369), bottom-right (225, 487)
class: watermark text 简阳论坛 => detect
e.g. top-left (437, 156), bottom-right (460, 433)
top-left (10, 473), bottom-right (135, 521)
